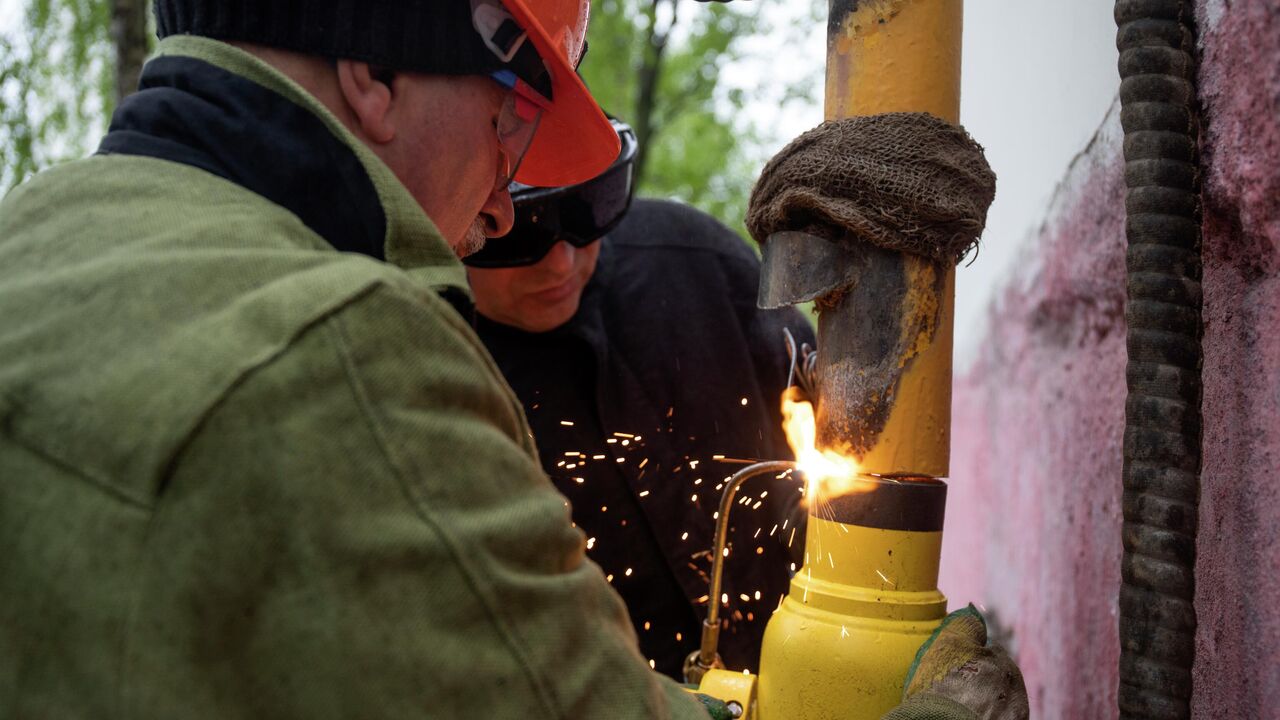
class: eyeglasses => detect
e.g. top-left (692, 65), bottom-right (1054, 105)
top-left (491, 69), bottom-right (548, 189)
top-left (464, 120), bottom-right (637, 268)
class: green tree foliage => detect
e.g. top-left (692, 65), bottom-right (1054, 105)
top-left (0, 0), bottom-right (116, 191)
top-left (581, 0), bottom-right (764, 236)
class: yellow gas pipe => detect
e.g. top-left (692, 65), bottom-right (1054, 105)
top-left (697, 2), bottom-right (965, 718)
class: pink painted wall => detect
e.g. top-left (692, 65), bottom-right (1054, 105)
top-left (940, 2), bottom-right (1280, 718)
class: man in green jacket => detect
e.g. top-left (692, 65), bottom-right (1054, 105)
top-left (0, 1), bottom-right (723, 718)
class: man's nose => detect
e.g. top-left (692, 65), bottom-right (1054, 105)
top-left (480, 185), bottom-right (515, 238)
top-left (541, 239), bottom-right (575, 273)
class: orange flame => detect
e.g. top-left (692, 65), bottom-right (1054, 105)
top-left (781, 387), bottom-right (869, 505)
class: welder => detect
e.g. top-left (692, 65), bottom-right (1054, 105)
top-left (466, 118), bottom-right (814, 678)
top-left (0, 1), bottom-right (730, 717)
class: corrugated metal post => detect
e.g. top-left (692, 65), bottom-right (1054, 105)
top-left (754, 2), bottom-right (964, 718)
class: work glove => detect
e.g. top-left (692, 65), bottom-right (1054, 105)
top-left (688, 690), bottom-right (737, 720)
top-left (881, 605), bottom-right (1029, 720)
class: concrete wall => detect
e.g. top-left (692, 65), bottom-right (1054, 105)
top-left (939, 2), bottom-right (1280, 718)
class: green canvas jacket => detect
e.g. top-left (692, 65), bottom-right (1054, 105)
top-left (0, 37), bottom-right (707, 719)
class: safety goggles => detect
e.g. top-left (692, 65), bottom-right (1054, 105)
top-left (464, 120), bottom-right (638, 268)
top-left (490, 69), bottom-right (548, 189)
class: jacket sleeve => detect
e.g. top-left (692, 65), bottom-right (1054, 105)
top-left (128, 282), bottom-right (710, 720)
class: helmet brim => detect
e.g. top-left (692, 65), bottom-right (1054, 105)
top-left (502, 0), bottom-right (619, 187)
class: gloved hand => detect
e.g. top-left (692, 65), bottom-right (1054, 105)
top-left (881, 605), bottom-right (1029, 720)
top-left (691, 691), bottom-right (737, 720)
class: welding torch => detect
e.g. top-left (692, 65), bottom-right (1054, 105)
top-left (683, 460), bottom-right (796, 685)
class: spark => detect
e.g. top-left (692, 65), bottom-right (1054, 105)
top-left (754, 590), bottom-right (762, 600)
top-left (621, 439), bottom-right (630, 446)
top-left (697, 595), bottom-right (709, 604)
top-left (644, 621), bottom-right (651, 631)
top-left (693, 478), bottom-right (702, 485)
top-left (566, 463), bottom-right (578, 470)
top-left (713, 454), bottom-right (725, 460)
top-left (753, 501), bottom-right (763, 510)
top-left (681, 532), bottom-right (689, 541)
top-left (676, 632), bottom-right (683, 641)
top-left (574, 477), bottom-right (584, 484)
top-left (689, 459), bottom-right (700, 469)
top-left (788, 527), bottom-right (797, 547)
top-left (601, 506), bottom-right (608, 512)
top-left (691, 494), bottom-right (698, 502)
top-left (638, 458), bottom-right (649, 469)
top-left (616, 458), bottom-right (624, 463)
top-left (592, 454), bottom-right (606, 460)
top-left (841, 626), bottom-right (850, 639)
top-left (638, 490), bottom-right (650, 498)
top-left (586, 537), bottom-right (596, 549)
top-left (607, 574), bottom-right (614, 582)
top-left (625, 567), bottom-right (633, 577)
top-left (606, 438), bottom-right (617, 444)
top-left (875, 569), bottom-right (897, 587)
top-left (753, 528), bottom-right (762, 538)
top-left (740, 397), bottom-right (748, 406)
top-left (740, 594), bottom-right (750, 602)
top-left (721, 593), bottom-right (729, 605)
top-left (560, 420), bottom-right (575, 426)
top-left (722, 547), bottom-right (730, 558)
top-left (649, 659), bottom-right (655, 669)
top-left (614, 432), bottom-right (635, 439)
top-left (756, 546), bottom-right (764, 555)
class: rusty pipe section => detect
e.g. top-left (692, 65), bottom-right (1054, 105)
top-left (760, 0), bottom-right (962, 478)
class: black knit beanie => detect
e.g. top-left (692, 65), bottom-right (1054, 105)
top-left (154, 1), bottom-right (509, 78)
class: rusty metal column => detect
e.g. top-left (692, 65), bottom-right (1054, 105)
top-left (819, 0), bottom-right (962, 477)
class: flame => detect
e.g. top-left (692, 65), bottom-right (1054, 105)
top-left (781, 387), bottom-right (868, 504)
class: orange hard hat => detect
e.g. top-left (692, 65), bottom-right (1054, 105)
top-left (493, 0), bottom-right (619, 187)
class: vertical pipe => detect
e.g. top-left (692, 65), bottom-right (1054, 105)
top-left (819, 0), bottom-right (962, 477)
top-left (1115, 1), bottom-right (1203, 718)
top-left (754, 3), bottom-right (965, 718)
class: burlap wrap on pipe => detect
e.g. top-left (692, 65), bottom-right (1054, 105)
top-left (746, 113), bottom-right (996, 266)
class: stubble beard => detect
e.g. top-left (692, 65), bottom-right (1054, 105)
top-left (455, 219), bottom-right (488, 258)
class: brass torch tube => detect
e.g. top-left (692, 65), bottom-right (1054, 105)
top-left (691, 460), bottom-right (795, 681)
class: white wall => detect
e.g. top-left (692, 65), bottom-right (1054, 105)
top-left (955, 0), bottom-right (1119, 366)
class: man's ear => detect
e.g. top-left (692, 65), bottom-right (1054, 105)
top-left (336, 60), bottom-right (395, 144)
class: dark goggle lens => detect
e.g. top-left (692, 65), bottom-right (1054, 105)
top-left (463, 159), bottom-right (633, 269)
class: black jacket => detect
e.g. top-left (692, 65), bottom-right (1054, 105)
top-left (477, 199), bottom-right (816, 678)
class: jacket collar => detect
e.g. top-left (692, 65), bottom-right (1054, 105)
top-left (99, 36), bottom-right (471, 301)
